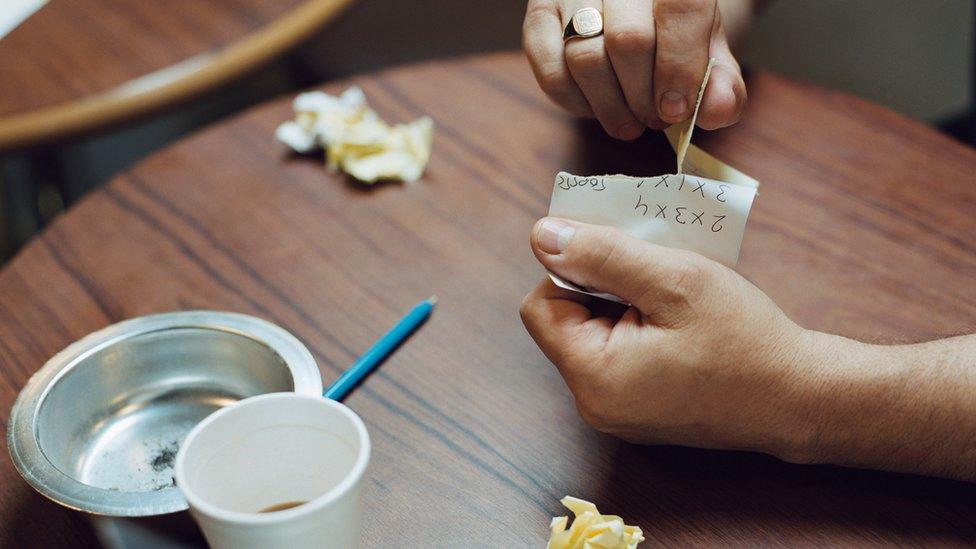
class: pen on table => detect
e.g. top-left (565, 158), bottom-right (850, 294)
top-left (324, 296), bottom-right (438, 401)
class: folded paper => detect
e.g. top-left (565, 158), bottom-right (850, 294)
top-left (547, 59), bottom-right (759, 302)
top-left (663, 60), bottom-right (759, 188)
top-left (547, 496), bottom-right (644, 549)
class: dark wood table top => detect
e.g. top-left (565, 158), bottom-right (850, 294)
top-left (0, 0), bottom-right (302, 118)
top-left (2, 51), bottom-right (975, 546)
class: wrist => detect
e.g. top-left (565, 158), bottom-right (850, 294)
top-left (768, 329), bottom-right (897, 466)
top-left (716, 323), bottom-right (833, 463)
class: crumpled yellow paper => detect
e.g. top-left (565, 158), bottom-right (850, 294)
top-left (275, 86), bottom-right (434, 183)
top-left (547, 496), bottom-right (644, 549)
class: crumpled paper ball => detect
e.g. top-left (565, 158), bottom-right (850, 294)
top-left (275, 86), bottom-right (434, 183)
top-left (547, 496), bottom-right (644, 549)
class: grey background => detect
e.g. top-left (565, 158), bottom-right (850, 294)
top-left (745, 0), bottom-right (973, 122)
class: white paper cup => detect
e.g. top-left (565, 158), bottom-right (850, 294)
top-left (174, 393), bottom-right (370, 549)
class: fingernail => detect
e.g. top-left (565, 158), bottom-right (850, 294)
top-left (645, 114), bottom-right (666, 129)
top-left (660, 91), bottom-right (687, 119)
top-left (617, 122), bottom-right (642, 140)
top-left (537, 218), bottom-right (575, 254)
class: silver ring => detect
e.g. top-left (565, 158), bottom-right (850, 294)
top-left (563, 7), bottom-right (604, 42)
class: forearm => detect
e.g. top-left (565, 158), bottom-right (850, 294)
top-left (789, 331), bottom-right (976, 481)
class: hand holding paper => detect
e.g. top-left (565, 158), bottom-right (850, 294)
top-left (524, 46), bottom-right (976, 485)
top-left (521, 219), bottom-right (811, 455)
top-left (520, 58), bottom-right (808, 455)
top-left (547, 59), bottom-right (759, 302)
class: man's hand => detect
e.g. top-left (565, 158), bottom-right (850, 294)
top-left (519, 217), bottom-right (815, 457)
top-left (522, 0), bottom-right (749, 140)
top-left (520, 218), bottom-right (976, 481)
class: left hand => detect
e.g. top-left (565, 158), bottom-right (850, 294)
top-left (519, 217), bottom-right (820, 459)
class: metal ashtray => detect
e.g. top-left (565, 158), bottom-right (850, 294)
top-left (7, 311), bottom-right (323, 517)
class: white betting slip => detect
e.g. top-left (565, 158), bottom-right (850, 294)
top-left (547, 59), bottom-right (760, 303)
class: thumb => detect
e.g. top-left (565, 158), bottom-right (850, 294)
top-left (698, 27), bottom-right (746, 130)
top-left (530, 217), bottom-right (705, 320)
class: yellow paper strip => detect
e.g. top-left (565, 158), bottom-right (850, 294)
top-left (663, 59), bottom-right (759, 189)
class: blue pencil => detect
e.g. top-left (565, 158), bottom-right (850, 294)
top-left (324, 296), bottom-right (438, 401)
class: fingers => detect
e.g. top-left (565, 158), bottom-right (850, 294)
top-left (562, 1), bottom-right (644, 140)
top-left (519, 277), bottom-right (614, 384)
top-left (696, 28), bottom-right (747, 130)
top-left (652, 0), bottom-right (717, 125)
top-left (523, 0), bottom-right (592, 117)
top-left (603, 0), bottom-right (660, 128)
top-left (526, 0), bottom-right (745, 135)
top-left (530, 217), bottom-right (708, 323)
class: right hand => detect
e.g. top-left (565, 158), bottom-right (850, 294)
top-left (522, 0), bottom-right (747, 140)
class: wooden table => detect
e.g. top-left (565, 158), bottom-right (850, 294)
top-left (0, 0), bottom-right (353, 151)
top-left (1, 52), bottom-right (975, 546)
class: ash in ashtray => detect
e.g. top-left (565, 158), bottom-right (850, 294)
top-left (137, 438), bottom-right (180, 491)
top-left (150, 442), bottom-right (179, 472)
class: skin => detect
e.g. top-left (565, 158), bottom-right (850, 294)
top-left (522, 0), bottom-right (757, 139)
top-left (520, 218), bottom-right (976, 481)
